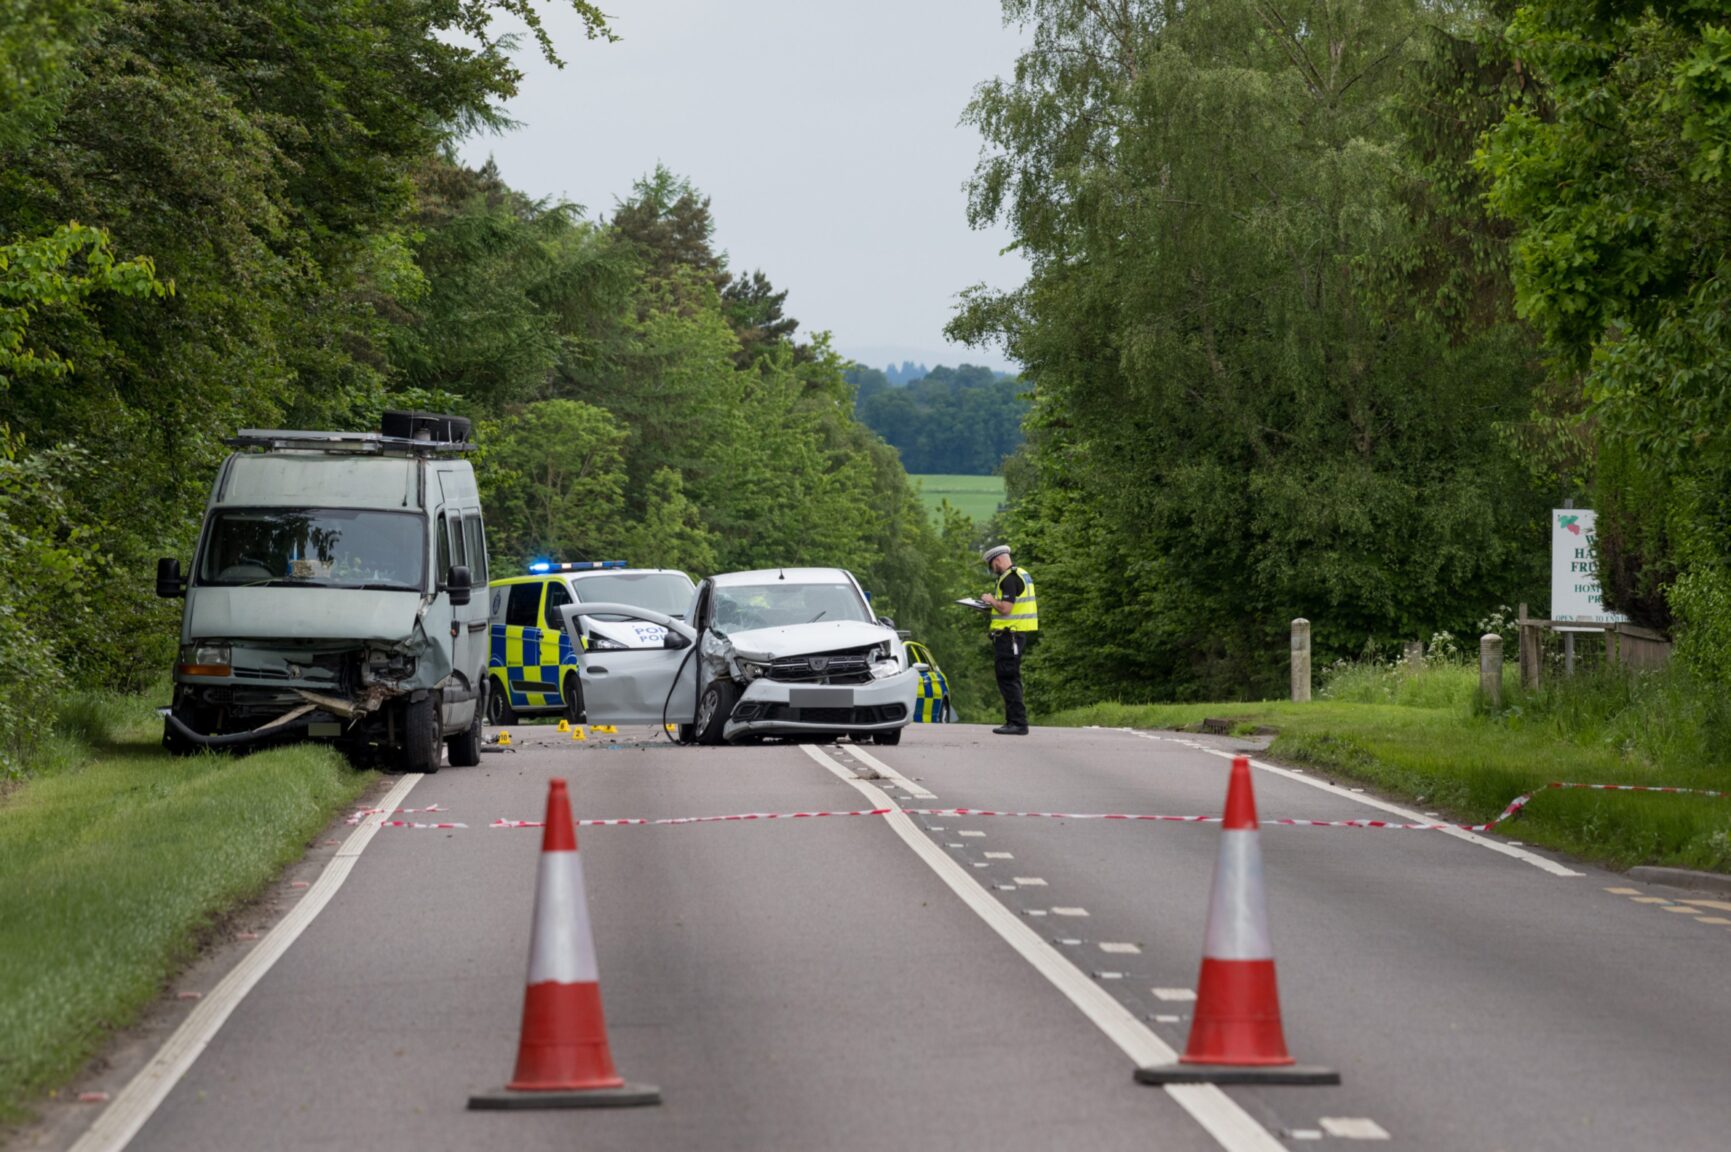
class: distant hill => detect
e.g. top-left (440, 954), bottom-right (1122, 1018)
top-left (844, 363), bottom-right (1029, 475)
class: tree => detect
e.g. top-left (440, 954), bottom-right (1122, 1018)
top-left (477, 400), bottom-right (629, 566)
top-left (950, 0), bottom-right (1551, 703)
top-left (1481, 0), bottom-right (1731, 655)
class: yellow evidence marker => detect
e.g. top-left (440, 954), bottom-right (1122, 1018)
top-left (497, 730), bottom-right (512, 746)
top-left (556, 719), bottom-right (570, 732)
top-left (570, 726), bottom-right (587, 741)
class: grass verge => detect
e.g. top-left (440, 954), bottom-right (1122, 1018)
top-left (1042, 662), bottom-right (1731, 875)
top-left (0, 691), bottom-right (372, 1123)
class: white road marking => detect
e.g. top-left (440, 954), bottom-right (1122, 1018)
top-left (1115, 731), bottom-right (1582, 877)
top-left (1025, 909), bottom-right (1048, 916)
top-left (1052, 906), bottom-right (1089, 917)
top-left (1097, 971), bottom-right (1124, 980)
top-left (844, 743), bottom-right (936, 799)
top-left (1100, 942), bottom-right (1142, 954)
top-left (800, 743), bottom-right (1287, 1152)
top-left (1057, 938), bottom-right (1082, 946)
top-left (1014, 877), bottom-right (1047, 886)
top-left (69, 773), bottom-right (424, 1152)
top-left (1289, 1130), bottom-right (1324, 1141)
top-left (1152, 988), bottom-right (1198, 1002)
top-left (1154, 1014), bottom-right (1183, 1023)
top-left (1320, 1117), bottom-right (1390, 1140)
top-left (960, 830), bottom-right (986, 838)
top-left (984, 851), bottom-right (1014, 859)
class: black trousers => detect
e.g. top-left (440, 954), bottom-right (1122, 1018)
top-left (993, 630), bottom-right (1029, 728)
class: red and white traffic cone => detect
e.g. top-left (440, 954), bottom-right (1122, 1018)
top-left (1136, 755), bottom-right (1338, 1085)
top-left (469, 778), bottom-right (660, 1109)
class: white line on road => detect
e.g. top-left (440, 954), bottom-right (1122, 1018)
top-left (842, 742), bottom-right (936, 799)
top-left (69, 773), bottom-right (424, 1152)
top-left (800, 743), bottom-right (1286, 1152)
top-left (1112, 730), bottom-right (1582, 877)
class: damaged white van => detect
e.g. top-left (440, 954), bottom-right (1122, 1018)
top-left (562, 567), bottom-right (920, 745)
top-left (155, 412), bottom-right (489, 772)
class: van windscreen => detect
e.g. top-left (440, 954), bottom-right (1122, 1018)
top-left (197, 509), bottom-right (427, 590)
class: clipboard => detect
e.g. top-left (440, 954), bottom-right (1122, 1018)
top-left (954, 597), bottom-right (992, 613)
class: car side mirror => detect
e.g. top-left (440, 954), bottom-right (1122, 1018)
top-left (446, 564), bottom-right (472, 607)
top-left (156, 557), bottom-right (186, 599)
top-left (912, 662), bottom-right (931, 673)
top-left (877, 615), bottom-right (896, 630)
top-left (663, 631), bottom-right (691, 650)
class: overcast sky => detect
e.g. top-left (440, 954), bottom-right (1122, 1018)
top-left (457, 0), bottom-right (1029, 374)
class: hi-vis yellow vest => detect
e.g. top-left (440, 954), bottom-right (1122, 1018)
top-left (991, 566), bottom-right (1038, 632)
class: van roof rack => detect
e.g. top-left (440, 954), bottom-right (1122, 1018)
top-left (224, 429), bottom-right (475, 456)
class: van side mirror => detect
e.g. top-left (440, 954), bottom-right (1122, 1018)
top-left (156, 558), bottom-right (186, 599)
top-left (446, 564), bottom-right (472, 607)
top-left (663, 631), bottom-right (691, 650)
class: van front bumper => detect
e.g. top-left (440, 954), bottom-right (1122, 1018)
top-left (722, 669), bottom-right (919, 737)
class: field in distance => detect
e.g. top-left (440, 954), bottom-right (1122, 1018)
top-left (911, 474), bottom-right (1004, 524)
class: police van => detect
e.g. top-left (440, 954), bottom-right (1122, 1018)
top-left (485, 562), bottom-right (696, 725)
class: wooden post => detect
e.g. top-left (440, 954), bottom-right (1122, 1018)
top-left (1291, 618), bottom-right (1311, 702)
top-left (1564, 631), bottom-right (1576, 678)
top-left (1517, 602), bottom-right (1541, 690)
top-left (1480, 634), bottom-right (1503, 710)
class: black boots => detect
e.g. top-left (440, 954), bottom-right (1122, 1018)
top-left (992, 724), bottom-right (1029, 735)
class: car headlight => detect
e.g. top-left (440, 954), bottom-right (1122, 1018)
top-left (587, 635), bottom-right (628, 651)
top-left (739, 659), bottom-right (769, 682)
top-left (177, 643), bottom-right (232, 677)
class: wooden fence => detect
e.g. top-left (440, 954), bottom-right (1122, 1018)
top-left (1515, 603), bottom-right (1672, 688)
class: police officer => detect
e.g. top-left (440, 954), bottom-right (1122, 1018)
top-left (979, 544), bottom-right (1037, 735)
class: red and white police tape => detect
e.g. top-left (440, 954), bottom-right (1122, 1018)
top-left (358, 781), bottom-right (1728, 833)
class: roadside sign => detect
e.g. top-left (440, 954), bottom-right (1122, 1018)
top-left (1551, 509), bottom-right (1627, 625)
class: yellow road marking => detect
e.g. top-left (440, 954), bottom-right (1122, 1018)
top-left (1678, 897), bottom-right (1731, 913)
top-left (1603, 887), bottom-right (1641, 895)
top-left (1693, 917), bottom-right (1731, 926)
top-left (1661, 905), bottom-right (1701, 913)
top-left (1630, 896), bottom-right (1674, 905)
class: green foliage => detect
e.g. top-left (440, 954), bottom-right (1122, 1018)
top-left (1480, 0), bottom-right (1731, 650)
top-left (852, 363), bottom-right (1027, 474)
top-left (953, 0), bottom-right (1551, 707)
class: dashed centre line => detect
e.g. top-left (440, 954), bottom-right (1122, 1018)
top-left (983, 851), bottom-right (1014, 859)
top-left (1100, 942), bottom-right (1142, 955)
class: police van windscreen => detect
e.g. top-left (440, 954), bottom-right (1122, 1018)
top-left (197, 509), bottom-right (427, 590)
top-left (712, 582), bottom-right (873, 630)
top-left (573, 572), bottom-right (693, 619)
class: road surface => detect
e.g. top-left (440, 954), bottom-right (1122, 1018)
top-left (36, 723), bottom-right (1731, 1151)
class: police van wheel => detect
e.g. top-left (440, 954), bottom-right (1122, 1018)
top-left (871, 728), bottom-right (903, 746)
top-left (562, 675), bottom-right (586, 725)
top-left (446, 703), bottom-right (482, 768)
top-left (485, 680), bottom-right (516, 726)
top-left (400, 696), bottom-right (442, 774)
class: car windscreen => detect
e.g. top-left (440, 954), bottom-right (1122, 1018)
top-left (197, 508), bottom-right (427, 590)
top-left (572, 572), bottom-right (693, 620)
top-left (712, 582), bottom-right (873, 631)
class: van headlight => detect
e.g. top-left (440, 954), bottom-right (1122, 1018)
top-left (177, 643), bottom-right (232, 677)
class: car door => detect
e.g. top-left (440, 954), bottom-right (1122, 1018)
top-left (563, 603), bottom-right (697, 724)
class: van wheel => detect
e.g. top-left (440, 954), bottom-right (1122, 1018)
top-left (446, 703), bottom-right (482, 767)
top-left (400, 696), bottom-right (442, 773)
top-left (693, 680), bottom-right (738, 746)
top-left (562, 674), bottom-right (586, 725)
top-left (485, 679), bottom-right (516, 725)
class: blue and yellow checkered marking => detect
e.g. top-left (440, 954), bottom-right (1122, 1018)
top-left (907, 641), bottom-right (950, 723)
top-left (490, 622), bottom-right (580, 710)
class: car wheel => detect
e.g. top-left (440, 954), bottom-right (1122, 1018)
top-left (693, 679), bottom-right (739, 746)
top-left (942, 699), bottom-right (958, 724)
top-left (485, 678), bottom-right (516, 725)
top-left (871, 728), bottom-right (903, 746)
top-left (446, 701), bottom-right (482, 767)
top-left (399, 695), bottom-right (442, 773)
top-left (562, 673), bottom-right (586, 725)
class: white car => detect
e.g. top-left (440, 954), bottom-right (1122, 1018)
top-left (561, 567), bottom-right (922, 745)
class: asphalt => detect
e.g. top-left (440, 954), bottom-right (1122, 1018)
top-left (45, 722), bottom-right (1731, 1151)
